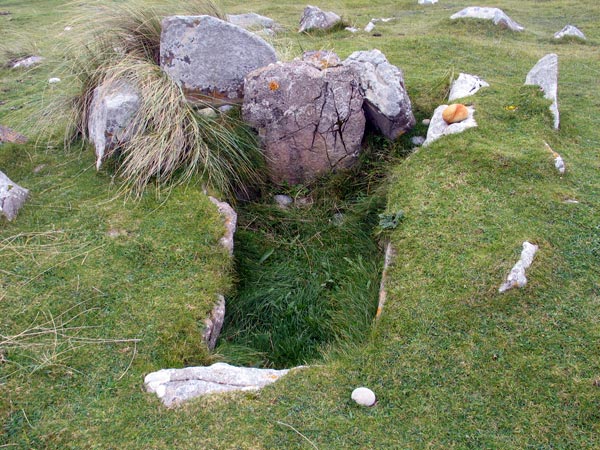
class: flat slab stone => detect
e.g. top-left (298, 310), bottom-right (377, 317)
top-left (227, 13), bottom-right (280, 31)
top-left (448, 73), bottom-right (489, 101)
top-left (499, 241), bottom-right (538, 293)
top-left (554, 25), bottom-right (586, 40)
top-left (145, 362), bottom-right (291, 407)
top-left (0, 170), bottom-right (29, 221)
top-left (160, 15), bottom-right (277, 104)
top-left (423, 104), bottom-right (477, 146)
top-left (10, 55), bottom-right (44, 69)
top-left (525, 53), bottom-right (559, 129)
top-left (450, 7), bottom-right (524, 32)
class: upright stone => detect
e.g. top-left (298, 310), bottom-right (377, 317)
top-left (299, 5), bottom-right (341, 33)
top-left (160, 15), bottom-right (277, 104)
top-left (554, 25), bottom-right (586, 40)
top-left (0, 170), bottom-right (29, 221)
top-left (344, 49), bottom-right (415, 140)
top-left (243, 61), bottom-right (365, 185)
top-left (87, 79), bottom-right (141, 169)
top-left (525, 54), bottom-right (559, 129)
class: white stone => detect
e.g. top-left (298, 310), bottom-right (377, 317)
top-left (48, 77), bottom-right (61, 84)
top-left (422, 118), bottom-right (430, 126)
top-left (299, 5), bottom-right (341, 33)
top-left (418, 0), bottom-right (438, 4)
top-left (227, 13), bottom-right (280, 32)
top-left (10, 55), bottom-right (44, 69)
top-left (64, 26), bottom-right (72, 31)
top-left (448, 73), bottom-right (489, 101)
top-left (450, 7), bottom-right (524, 32)
top-left (554, 155), bottom-right (566, 174)
top-left (144, 363), bottom-right (293, 407)
top-left (525, 53), bottom-right (559, 129)
top-left (351, 387), bottom-right (377, 406)
top-left (499, 241), bottom-right (538, 293)
top-left (411, 136), bottom-right (426, 146)
top-left (554, 25), bottom-right (586, 40)
top-left (208, 196), bottom-right (237, 256)
top-left (345, 27), bottom-right (359, 33)
top-left (423, 104), bottom-right (477, 146)
top-left (0, 170), bottom-right (29, 221)
top-left (198, 107), bottom-right (218, 118)
top-left (274, 194), bottom-right (293, 208)
top-left (364, 21), bottom-right (375, 32)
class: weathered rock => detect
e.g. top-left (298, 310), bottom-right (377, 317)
top-left (10, 55), bottom-right (44, 69)
top-left (410, 136), bottom-right (425, 146)
top-left (243, 61), bottom-right (365, 185)
top-left (448, 73), bottom-right (489, 101)
top-left (344, 49), bottom-right (415, 140)
top-left (274, 194), bottom-right (293, 208)
top-left (87, 79), bottom-right (141, 169)
top-left (442, 104), bottom-right (469, 124)
top-left (160, 15), bottom-right (277, 104)
top-left (423, 104), bottom-right (477, 146)
top-left (554, 25), bottom-right (586, 40)
top-left (145, 363), bottom-right (292, 407)
top-left (525, 53), bottom-right (559, 129)
top-left (351, 387), bottom-right (377, 406)
top-left (302, 50), bottom-right (341, 69)
top-left (499, 241), bottom-right (538, 293)
top-left (202, 294), bottom-right (225, 351)
top-left (0, 125), bottom-right (28, 144)
top-left (345, 26), bottom-right (359, 33)
top-left (227, 13), bottom-right (280, 32)
top-left (450, 7), bottom-right (524, 32)
top-left (364, 21), bottom-right (375, 32)
top-left (208, 196), bottom-right (237, 256)
top-left (0, 170), bottom-right (29, 221)
top-left (299, 5), bottom-right (341, 33)
top-left (376, 241), bottom-right (395, 320)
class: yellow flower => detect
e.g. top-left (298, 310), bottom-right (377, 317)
top-left (505, 105), bottom-right (518, 111)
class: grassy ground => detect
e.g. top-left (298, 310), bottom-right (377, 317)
top-left (2, 0), bottom-right (600, 448)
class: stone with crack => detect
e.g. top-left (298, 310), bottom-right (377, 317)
top-left (243, 60), bottom-right (365, 184)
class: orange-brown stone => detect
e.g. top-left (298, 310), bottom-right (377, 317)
top-left (442, 104), bottom-right (469, 124)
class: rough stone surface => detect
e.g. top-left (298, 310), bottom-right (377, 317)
top-left (499, 241), bottom-right (538, 293)
top-left (302, 50), bottom-right (341, 69)
top-left (0, 170), bottom-right (29, 221)
top-left (202, 294), bottom-right (225, 351)
top-left (554, 25), bottom-right (586, 40)
top-left (450, 7), bottom-right (524, 32)
top-left (351, 387), bottom-right (377, 406)
top-left (243, 61), bottom-right (365, 185)
top-left (145, 363), bottom-right (292, 407)
top-left (299, 5), bottom-right (341, 33)
top-left (525, 53), bottom-right (559, 129)
top-left (423, 104), bottom-right (477, 146)
top-left (88, 79), bottom-right (141, 169)
top-left (10, 55), bottom-right (44, 69)
top-left (448, 73), bottom-right (489, 101)
top-left (0, 125), bottom-right (28, 144)
top-left (208, 196), bottom-right (237, 256)
top-left (160, 15), bottom-right (277, 104)
top-left (227, 13), bottom-right (280, 32)
top-left (344, 49), bottom-right (415, 140)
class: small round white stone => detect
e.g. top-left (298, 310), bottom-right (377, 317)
top-left (351, 387), bottom-right (376, 406)
top-left (48, 78), bottom-right (61, 84)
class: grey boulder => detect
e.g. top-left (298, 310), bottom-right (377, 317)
top-left (145, 362), bottom-right (292, 407)
top-left (525, 53), bottom-right (559, 129)
top-left (299, 5), bottom-right (341, 33)
top-left (423, 104), bottom-right (477, 146)
top-left (302, 50), bottom-right (342, 69)
top-left (448, 73), bottom-right (489, 101)
top-left (554, 25), bottom-right (586, 40)
top-left (450, 7), bottom-right (524, 32)
top-left (0, 170), bottom-right (29, 221)
top-left (344, 49), bottom-right (415, 140)
top-left (87, 79), bottom-right (141, 169)
top-left (243, 61), bottom-right (365, 185)
top-left (160, 15), bottom-right (277, 104)
top-left (10, 55), bottom-right (44, 69)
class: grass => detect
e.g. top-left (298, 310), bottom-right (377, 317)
top-left (1, 0), bottom-right (600, 448)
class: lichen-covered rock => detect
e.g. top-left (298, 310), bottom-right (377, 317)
top-left (450, 7), bottom-right (524, 32)
top-left (298, 5), bottom-right (341, 33)
top-left (302, 50), bottom-right (341, 69)
top-left (423, 104), bottom-right (477, 146)
top-left (525, 53), bottom-right (559, 129)
top-left (87, 79), bottom-right (140, 169)
top-left (0, 125), bottom-right (28, 144)
top-left (344, 49), bottom-right (415, 140)
top-left (554, 25), bottom-right (586, 40)
top-left (448, 73), bottom-right (489, 101)
top-left (144, 363), bottom-right (292, 407)
top-left (0, 170), bottom-right (29, 221)
top-left (160, 15), bottom-right (277, 104)
top-left (243, 61), bottom-right (365, 185)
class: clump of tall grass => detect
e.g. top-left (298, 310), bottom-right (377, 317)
top-left (49, 0), bottom-right (264, 196)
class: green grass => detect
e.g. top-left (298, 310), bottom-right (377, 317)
top-left (1, 0), bottom-right (600, 448)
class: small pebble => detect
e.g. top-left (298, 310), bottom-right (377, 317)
top-left (64, 26), bottom-right (72, 31)
top-left (345, 26), bottom-right (358, 33)
top-left (411, 136), bottom-right (425, 146)
top-left (218, 105), bottom-right (234, 114)
top-left (274, 194), bottom-right (293, 208)
top-left (198, 107), bottom-right (217, 118)
top-left (48, 78), bottom-right (61, 84)
top-left (364, 21), bottom-right (375, 32)
top-left (422, 119), bottom-right (431, 126)
top-left (351, 387), bottom-right (377, 407)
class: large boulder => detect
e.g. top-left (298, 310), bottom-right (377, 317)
top-left (87, 79), bottom-right (141, 169)
top-left (298, 5), bottom-right (341, 33)
top-left (243, 61), bottom-right (365, 185)
top-left (525, 54), bottom-right (559, 129)
top-left (160, 15), bottom-right (277, 104)
top-left (344, 49), bottom-right (415, 140)
top-left (0, 170), bottom-right (29, 221)
top-left (450, 7), bottom-right (524, 32)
